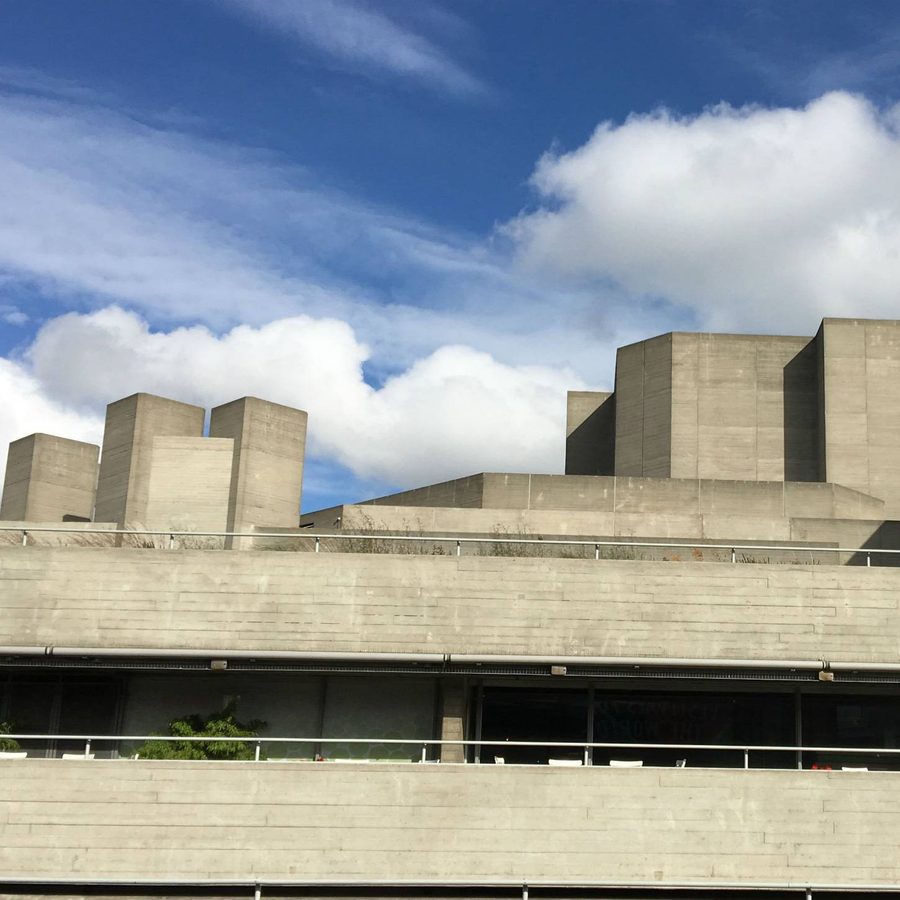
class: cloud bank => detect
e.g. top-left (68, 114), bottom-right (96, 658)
top-left (19, 307), bottom-right (586, 486)
top-left (511, 92), bottom-right (900, 333)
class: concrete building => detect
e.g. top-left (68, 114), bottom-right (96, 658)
top-left (4, 318), bottom-right (900, 898)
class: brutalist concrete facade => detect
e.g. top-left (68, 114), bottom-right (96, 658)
top-left (2, 393), bottom-right (308, 534)
top-left (566, 319), bottom-right (900, 518)
top-left (5, 318), bottom-right (900, 898)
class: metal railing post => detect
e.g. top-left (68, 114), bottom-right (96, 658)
top-left (85, 739), bottom-right (91, 757)
top-left (731, 548), bottom-right (736, 563)
top-left (744, 748), bottom-right (749, 769)
top-left (594, 543), bottom-right (600, 560)
top-left (421, 743), bottom-right (427, 762)
top-left (168, 534), bottom-right (175, 550)
top-left (255, 741), bottom-right (261, 761)
top-left (456, 540), bottom-right (461, 557)
top-left (867, 551), bottom-right (872, 567)
top-left (21, 530), bottom-right (27, 547)
top-left (315, 537), bottom-right (320, 553)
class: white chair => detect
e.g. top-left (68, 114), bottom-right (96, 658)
top-left (609, 759), bottom-right (643, 767)
top-left (493, 756), bottom-right (505, 765)
top-left (675, 759), bottom-right (687, 768)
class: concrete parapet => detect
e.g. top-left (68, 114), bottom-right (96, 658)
top-left (365, 473), bottom-right (486, 509)
top-left (210, 397), bottom-right (307, 537)
top-left (5, 548), bottom-right (900, 662)
top-left (337, 472), bottom-right (885, 524)
top-left (3, 760), bottom-right (900, 885)
top-left (0, 433), bottom-right (99, 522)
top-left (94, 394), bottom-right (205, 527)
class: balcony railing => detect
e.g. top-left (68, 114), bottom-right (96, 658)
top-left (3, 733), bottom-right (900, 770)
top-left (0, 524), bottom-right (896, 566)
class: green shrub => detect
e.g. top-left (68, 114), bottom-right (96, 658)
top-left (134, 703), bottom-right (266, 760)
top-left (0, 721), bottom-right (20, 753)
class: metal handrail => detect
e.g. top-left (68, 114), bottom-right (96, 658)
top-left (5, 877), bottom-right (900, 894)
top-left (6, 732), bottom-right (900, 763)
top-left (0, 524), bottom-right (896, 562)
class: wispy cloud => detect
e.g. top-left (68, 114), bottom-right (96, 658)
top-left (0, 75), bottom-right (630, 378)
top-left (216, 0), bottom-right (487, 97)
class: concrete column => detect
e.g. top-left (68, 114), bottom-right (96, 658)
top-left (0, 434), bottom-right (99, 522)
top-left (209, 397), bottom-right (308, 540)
top-left (439, 679), bottom-right (467, 764)
top-left (94, 394), bottom-right (205, 526)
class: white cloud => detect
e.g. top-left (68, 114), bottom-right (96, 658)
top-left (217, 0), bottom-right (485, 97)
top-left (26, 307), bottom-right (589, 487)
top-left (510, 92), bottom-right (900, 333)
top-left (0, 359), bottom-right (103, 484)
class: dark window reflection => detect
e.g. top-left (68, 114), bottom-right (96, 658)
top-left (594, 691), bottom-right (794, 768)
top-left (480, 688), bottom-right (586, 765)
top-left (803, 695), bottom-right (900, 771)
top-left (1, 674), bottom-right (121, 758)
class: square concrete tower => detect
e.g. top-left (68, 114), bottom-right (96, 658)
top-left (613, 331), bottom-right (818, 482)
top-left (210, 397), bottom-right (308, 534)
top-left (0, 434), bottom-right (100, 522)
top-left (94, 394), bottom-right (205, 526)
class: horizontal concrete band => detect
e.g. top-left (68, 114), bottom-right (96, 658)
top-left (3, 549), bottom-right (900, 663)
top-left (2, 761), bottom-right (900, 883)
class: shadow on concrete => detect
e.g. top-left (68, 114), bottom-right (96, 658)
top-left (565, 395), bottom-right (615, 476)
top-left (783, 341), bottom-right (820, 482)
top-left (853, 520), bottom-right (900, 567)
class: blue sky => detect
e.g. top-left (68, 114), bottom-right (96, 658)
top-left (3, 1), bottom-right (900, 511)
